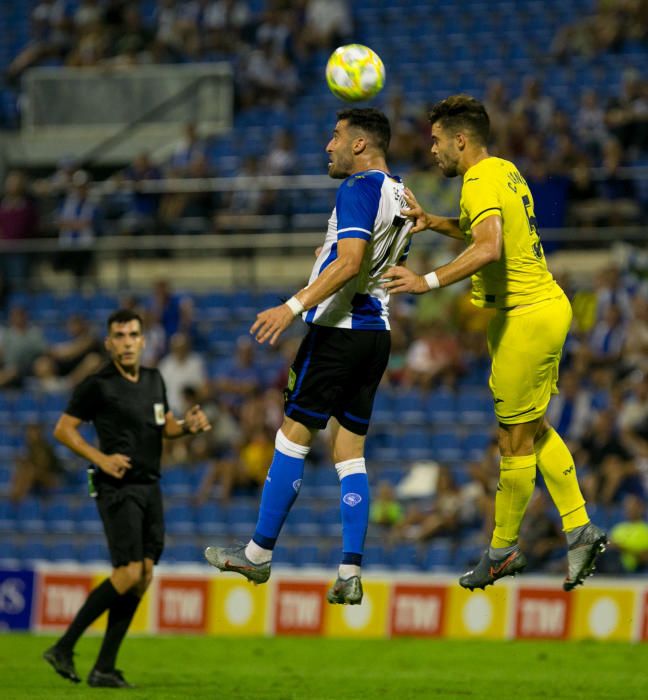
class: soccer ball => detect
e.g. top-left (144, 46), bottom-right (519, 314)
top-left (326, 44), bottom-right (385, 102)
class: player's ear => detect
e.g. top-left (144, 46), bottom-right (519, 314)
top-left (352, 136), bottom-right (367, 155)
top-left (455, 132), bottom-right (467, 151)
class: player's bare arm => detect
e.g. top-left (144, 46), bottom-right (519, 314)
top-left (53, 413), bottom-right (131, 479)
top-left (384, 214), bottom-right (502, 294)
top-left (250, 237), bottom-right (367, 345)
top-left (402, 187), bottom-right (463, 239)
top-left (163, 404), bottom-right (212, 439)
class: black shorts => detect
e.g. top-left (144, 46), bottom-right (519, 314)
top-left (96, 481), bottom-right (165, 567)
top-left (284, 324), bottom-right (390, 435)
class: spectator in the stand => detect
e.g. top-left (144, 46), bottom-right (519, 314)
top-left (546, 368), bottom-right (593, 445)
top-left (212, 335), bottom-right (263, 405)
top-left (588, 303), bottom-right (627, 369)
top-left (518, 491), bottom-right (563, 572)
top-left (7, 0), bottom-right (73, 81)
top-left (116, 152), bottom-right (162, 236)
top-left (370, 481), bottom-right (404, 530)
top-left (575, 89), bottom-right (608, 159)
top-left (300, 0), bottom-right (352, 53)
top-left (578, 408), bottom-right (640, 504)
top-left (33, 314), bottom-right (104, 390)
top-left (401, 321), bottom-right (462, 390)
top-left (511, 77), bottom-right (555, 131)
top-left (623, 295), bottom-right (648, 376)
top-left (204, 0), bottom-right (251, 53)
top-left (10, 423), bottom-right (64, 503)
top-left (149, 279), bottom-right (195, 344)
top-left (0, 307), bottom-right (46, 388)
top-left (605, 71), bottom-right (648, 154)
top-left (157, 333), bottom-right (207, 415)
top-left (264, 130), bottom-right (297, 175)
top-left (197, 424), bottom-right (273, 503)
top-left (55, 170), bottom-right (101, 288)
top-left (619, 375), bottom-right (648, 452)
top-left (109, 6), bottom-right (155, 66)
top-left (605, 494), bottom-right (648, 574)
top-left (567, 157), bottom-right (602, 227)
top-left (241, 41), bottom-right (299, 108)
top-left (0, 171), bottom-right (40, 290)
top-left (596, 139), bottom-right (641, 225)
top-left (166, 123), bottom-right (208, 178)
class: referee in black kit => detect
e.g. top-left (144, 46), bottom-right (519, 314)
top-left (43, 308), bottom-right (210, 688)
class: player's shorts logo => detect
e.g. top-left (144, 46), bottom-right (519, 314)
top-left (343, 493), bottom-right (362, 507)
top-left (292, 479), bottom-right (302, 492)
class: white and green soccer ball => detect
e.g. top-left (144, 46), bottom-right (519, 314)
top-left (326, 44), bottom-right (385, 102)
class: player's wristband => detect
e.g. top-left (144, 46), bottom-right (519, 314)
top-left (285, 296), bottom-right (305, 316)
top-left (424, 271), bottom-right (440, 290)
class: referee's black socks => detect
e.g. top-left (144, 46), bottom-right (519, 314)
top-left (56, 578), bottom-right (120, 652)
top-left (94, 592), bottom-right (141, 672)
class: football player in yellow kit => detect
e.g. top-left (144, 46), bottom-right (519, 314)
top-left (384, 95), bottom-right (606, 591)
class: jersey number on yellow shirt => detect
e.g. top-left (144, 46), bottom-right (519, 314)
top-left (521, 194), bottom-right (544, 260)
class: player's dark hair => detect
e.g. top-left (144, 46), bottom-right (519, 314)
top-left (107, 308), bottom-right (143, 332)
top-left (337, 107), bottom-right (391, 154)
top-left (428, 95), bottom-right (490, 145)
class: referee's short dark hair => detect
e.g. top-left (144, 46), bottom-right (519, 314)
top-left (428, 94), bottom-right (490, 146)
top-left (337, 107), bottom-right (391, 155)
top-left (107, 308), bottom-right (143, 332)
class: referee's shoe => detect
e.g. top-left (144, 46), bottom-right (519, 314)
top-left (87, 668), bottom-right (134, 688)
top-left (43, 645), bottom-right (80, 683)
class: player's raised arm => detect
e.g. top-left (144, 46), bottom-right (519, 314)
top-left (384, 213), bottom-right (502, 295)
top-left (401, 187), bottom-right (463, 239)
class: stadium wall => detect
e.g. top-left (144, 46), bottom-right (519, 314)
top-left (2, 565), bottom-right (648, 642)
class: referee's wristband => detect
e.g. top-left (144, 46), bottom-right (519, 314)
top-left (424, 271), bottom-right (440, 289)
top-left (285, 296), bottom-right (305, 316)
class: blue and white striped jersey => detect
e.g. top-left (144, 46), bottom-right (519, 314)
top-left (303, 170), bottom-right (413, 330)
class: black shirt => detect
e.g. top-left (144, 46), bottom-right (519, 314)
top-left (66, 362), bottom-right (169, 485)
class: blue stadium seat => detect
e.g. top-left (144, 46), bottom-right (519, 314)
top-left (390, 544), bottom-right (420, 571)
top-left (226, 503), bottom-right (258, 537)
top-left (78, 540), bottom-right (109, 563)
top-left (283, 506), bottom-right (321, 537)
top-left (320, 507), bottom-right (341, 538)
top-left (19, 540), bottom-right (49, 563)
top-left (165, 505), bottom-right (196, 536)
top-left (294, 545), bottom-right (322, 567)
top-left (421, 541), bottom-right (453, 571)
top-left (162, 467), bottom-right (194, 497)
top-left (462, 431), bottom-right (493, 461)
top-left (44, 501), bottom-right (74, 533)
top-left (75, 500), bottom-right (103, 535)
top-left (363, 544), bottom-right (389, 569)
top-left (195, 503), bottom-right (229, 536)
top-left (430, 432), bottom-right (463, 462)
top-left (50, 541), bottom-right (78, 562)
top-left (16, 498), bottom-right (45, 533)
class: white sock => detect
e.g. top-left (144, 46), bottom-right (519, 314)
top-left (245, 540), bottom-right (273, 564)
top-left (338, 564), bottom-right (361, 579)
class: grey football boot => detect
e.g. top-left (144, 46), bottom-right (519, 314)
top-left (459, 549), bottom-right (527, 591)
top-left (326, 576), bottom-right (363, 605)
top-left (563, 522), bottom-right (607, 591)
top-left (204, 544), bottom-right (271, 584)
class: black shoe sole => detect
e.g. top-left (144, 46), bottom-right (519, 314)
top-left (563, 537), bottom-right (607, 591)
top-left (461, 567), bottom-right (525, 592)
top-left (43, 650), bottom-right (80, 684)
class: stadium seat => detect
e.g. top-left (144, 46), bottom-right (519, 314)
top-left (195, 503), bottom-right (229, 537)
top-left (165, 505), bottom-right (196, 536)
top-left (75, 500), bottom-right (104, 535)
top-left (421, 541), bottom-right (453, 571)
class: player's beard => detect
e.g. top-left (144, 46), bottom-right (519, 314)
top-left (328, 151), bottom-right (353, 179)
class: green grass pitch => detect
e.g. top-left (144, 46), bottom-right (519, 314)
top-left (1, 633), bottom-right (647, 699)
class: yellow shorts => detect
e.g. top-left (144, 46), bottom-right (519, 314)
top-left (487, 293), bottom-right (572, 425)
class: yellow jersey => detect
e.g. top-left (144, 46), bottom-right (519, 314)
top-left (459, 156), bottom-right (561, 309)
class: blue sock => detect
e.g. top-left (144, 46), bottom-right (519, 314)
top-left (337, 458), bottom-right (370, 566)
top-left (252, 430), bottom-right (310, 549)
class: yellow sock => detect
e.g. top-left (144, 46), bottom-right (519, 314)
top-left (535, 428), bottom-right (589, 532)
top-left (491, 454), bottom-right (537, 548)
